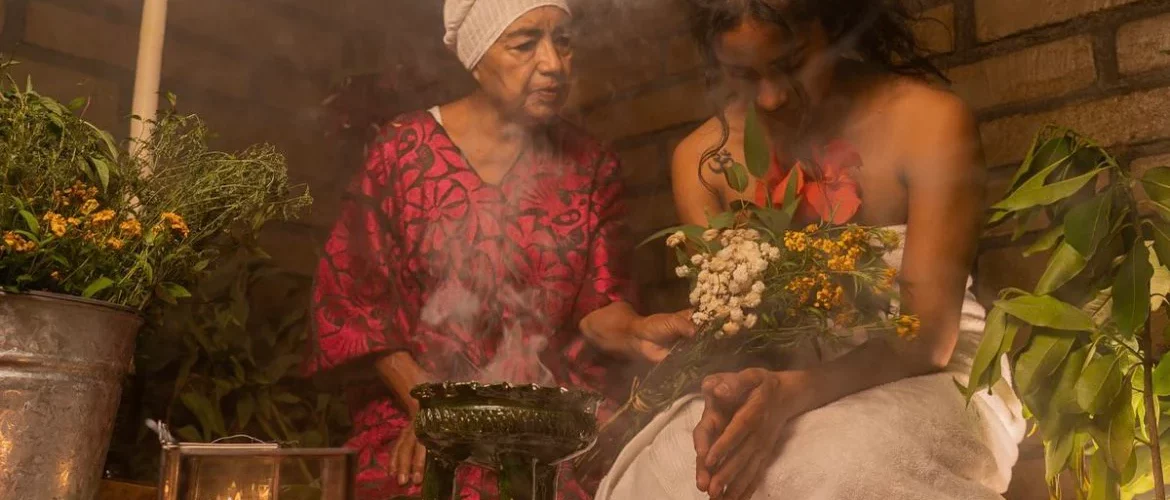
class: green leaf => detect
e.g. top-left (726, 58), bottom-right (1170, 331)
top-left (744, 106), bottom-right (770, 179)
top-left (236, 392), bottom-right (256, 429)
top-left (724, 162), bottom-right (749, 192)
top-left (781, 165), bottom-right (800, 217)
top-left (1076, 353), bottom-right (1123, 414)
top-left (1113, 241), bottom-right (1153, 337)
top-left (708, 211), bottom-right (736, 229)
top-left (18, 210), bottom-right (39, 234)
top-left (1141, 166), bottom-right (1170, 205)
top-left (88, 156), bottom-right (110, 191)
top-left (1064, 192), bottom-right (1113, 257)
top-left (81, 277), bottom-right (114, 298)
top-left (181, 392), bottom-right (226, 439)
top-left (1089, 449), bottom-right (1121, 500)
top-left (1051, 345), bottom-right (1092, 414)
top-left (154, 283), bottom-right (177, 305)
top-left (1148, 221), bottom-right (1170, 272)
top-left (1014, 329), bottom-right (1076, 396)
top-left (162, 283), bottom-right (192, 300)
top-left (263, 354), bottom-right (302, 382)
top-left (991, 168), bottom-right (1101, 212)
top-left (965, 308), bottom-right (1019, 398)
top-left (995, 294), bottom-right (1097, 331)
top-left (1102, 385), bottom-right (1135, 473)
top-left (66, 96), bottom-right (88, 110)
top-left (1045, 432), bottom-right (1075, 483)
top-left (1034, 242), bottom-right (1088, 295)
top-left (1153, 356), bottom-right (1170, 397)
top-left (175, 425), bottom-right (202, 443)
top-left (751, 207), bottom-right (792, 236)
top-left (1024, 225), bottom-right (1065, 257)
top-left (84, 122), bottom-right (119, 162)
top-left (273, 392), bottom-right (300, 404)
top-left (1012, 133), bottom-right (1073, 193)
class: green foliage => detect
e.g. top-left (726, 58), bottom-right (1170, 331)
top-left (966, 124), bottom-right (1170, 498)
top-left (0, 60), bottom-right (311, 309)
top-left (122, 241), bottom-right (350, 492)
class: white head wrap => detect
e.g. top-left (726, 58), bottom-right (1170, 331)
top-left (443, 0), bottom-right (572, 70)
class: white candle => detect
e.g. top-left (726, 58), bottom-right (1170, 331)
top-left (128, 0), bottom-right (169, 168)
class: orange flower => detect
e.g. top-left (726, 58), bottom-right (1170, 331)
top-left (105, 237), bottom-right (125, 250)
top-left (43, 212), bottom-right (68, 237)
top-left (754, 140), bottom-right (863, 224)
top-left (90, 209), bottom-right (116, 226)
top-left (161, 212), bottom-right (190, 238)
top-left (79, 199), bottom-right (99, 215)
top-left (3, 231), bottom-right (37, 252)
top-left (119, 218), bottom-right (142, 238)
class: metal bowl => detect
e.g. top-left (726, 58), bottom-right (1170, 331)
top-left (410, 382), bottom-right (602, 468)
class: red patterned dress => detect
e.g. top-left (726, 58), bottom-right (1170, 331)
top-left (306, 110), bottom-right (632, 499)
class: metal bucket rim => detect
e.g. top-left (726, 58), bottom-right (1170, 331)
top-left (2, 290), bottom-right (142, 317)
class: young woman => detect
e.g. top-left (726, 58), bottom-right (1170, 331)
top-left (306, 1), bottom-right (693, 498)
top-left (595, 1), bottom-right (1026, 499)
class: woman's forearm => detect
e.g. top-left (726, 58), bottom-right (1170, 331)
top-left (794, 337), bottom-right (947, 415)
top-left (374, 351), bottom-right (432, 417)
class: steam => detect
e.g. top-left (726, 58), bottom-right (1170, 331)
top-left (419, 280), bottom-right (557, 387)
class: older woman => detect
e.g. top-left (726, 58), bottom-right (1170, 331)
top-left (306, 1), bottom-right (692, 499)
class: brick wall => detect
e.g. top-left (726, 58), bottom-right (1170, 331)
top-left (0, 0), bottom-right (414, 276)
top-left (568, 0), bottom-right (1170, 317)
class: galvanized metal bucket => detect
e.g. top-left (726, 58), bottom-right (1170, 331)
top-left (0, 291), bottom-right (141, 500)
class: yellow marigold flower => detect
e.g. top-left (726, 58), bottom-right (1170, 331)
top-left (828, 254), bottom-right (855, 272)
top-left (878, 268), bottom-right (898, 291)
top-left (66, 217), bottom-right (81, 227)
top-left (90, 209), bottom-right (116, 226)
top-left (783, 231), bottom-right (809, 252)
top-left (3, 231), bottom-right (37, 253)
top-left (812, 238), bottom-right (838, 255)
top-left (803, 224), bottom-right (819, 233)
top-left (50, 271), bottom-right (61, 281)
top-left (79, 199), bottom-right (100, 215)
top-left (42, 212), bottom-right (68, 237)
top-left (119, 218), bottom-right (142, 238)
top-left (161, 212), bottom-right (190, 238)
top-left (895, 314), bottom-right (921, 340)
top-left (106, 237), bottom-right (125, 250)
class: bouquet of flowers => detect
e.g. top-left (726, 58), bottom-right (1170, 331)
top-left (0, 60), bottom-right (311, 309)
top-left (576, 109), bottom-right (917, 479)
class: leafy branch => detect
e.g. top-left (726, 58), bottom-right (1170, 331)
top-left (965, 124), bottom-right (1170, 499)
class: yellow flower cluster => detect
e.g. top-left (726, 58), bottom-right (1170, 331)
top-left (3, 231), bottom-right (37, 253)
top-left (51, 181), bottom-right (99, 208)
top-left (90, 209), bottom-right (116, 226)
top-left (785, 272), bottom-right (844, 313)
top-left (783, 231), bottom-right (809, 252)
top-left (43, 212), bottom-right (69, 237)
top-left (895, 314), bottom-right (921, 339)
top-left (160, 212), bottom-right (190, 239)
top-left (120, 218), bottom-right (142, 238)
top-left (878, 268), bottom-right (898, 291)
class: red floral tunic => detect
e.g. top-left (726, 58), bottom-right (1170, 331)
top-left (306, 111), bottom-right (632, 499)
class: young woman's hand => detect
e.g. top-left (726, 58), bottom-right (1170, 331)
top-left (693, 369), bottom-right (812, 500)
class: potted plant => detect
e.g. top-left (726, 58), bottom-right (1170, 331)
top-left (965, 125), bottom-right (1170, 499)
top-left (0, 61), bottom-right (310, 499)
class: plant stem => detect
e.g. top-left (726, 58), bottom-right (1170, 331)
top-left (1141, 313), bottom-right (1165, 499)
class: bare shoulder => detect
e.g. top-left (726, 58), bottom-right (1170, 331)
top-left (882, 78), bottom-right (978, 144)
top-left (873, 78), bottom-right (983, 177)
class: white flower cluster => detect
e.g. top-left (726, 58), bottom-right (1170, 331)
top-left (669, 228), bottom-right (781, 336)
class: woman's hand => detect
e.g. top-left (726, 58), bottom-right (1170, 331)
top-left (626, 309), bottom-right (696, 363)
top-left (580, 302), bottom-right (695, 363)
top-left (389, 421), bottom-right (427, 486)
top-left (693, 369), bottom-right (812, 500)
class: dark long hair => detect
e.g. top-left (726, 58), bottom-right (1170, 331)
top-left (684, 0), bottom-right (947, 191)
